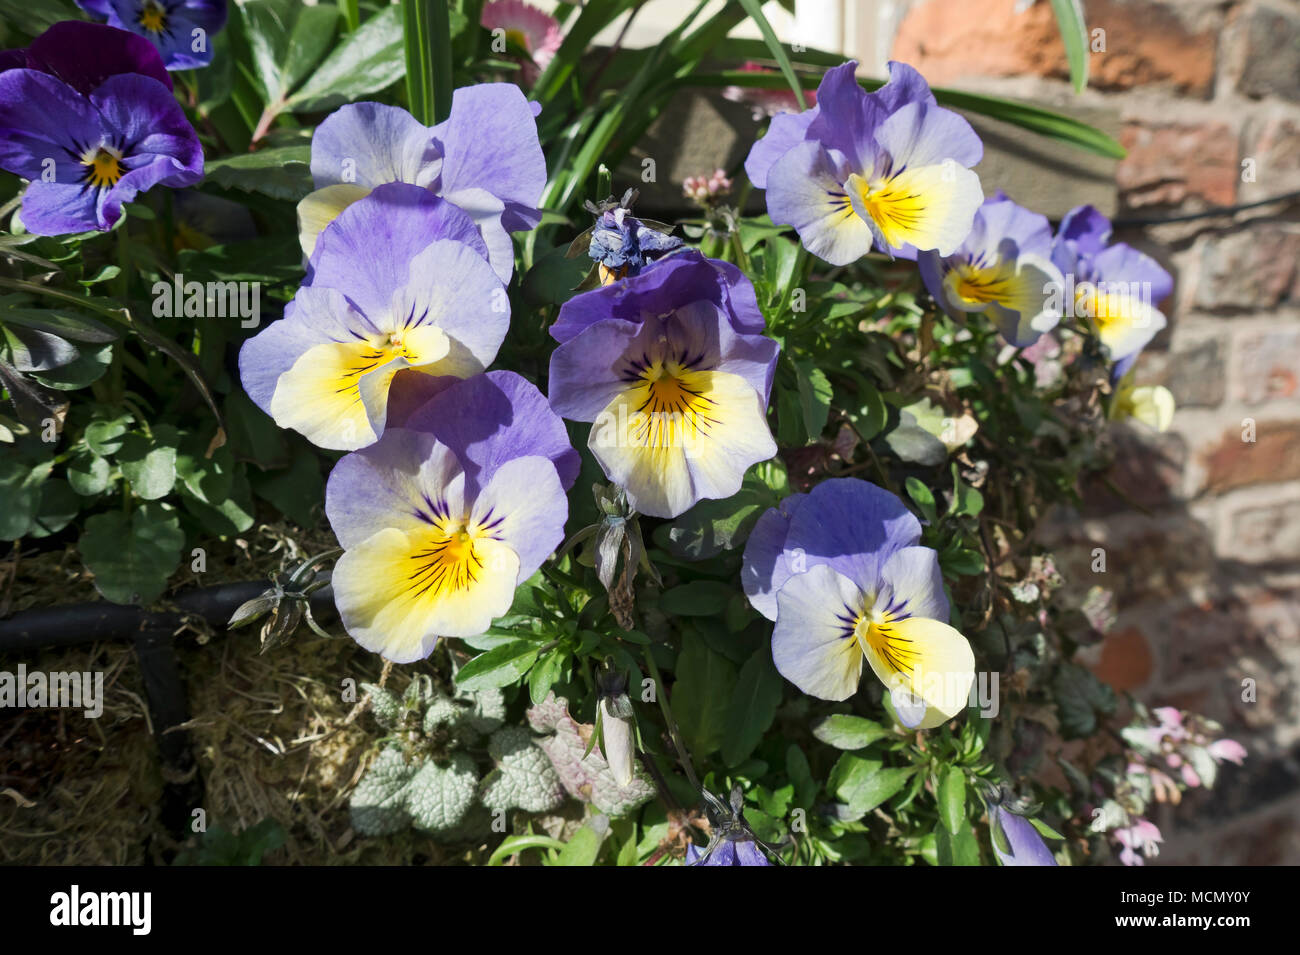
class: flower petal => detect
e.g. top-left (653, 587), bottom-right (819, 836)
top-left (767, 140), bottom-right (874, 266)
top-left (771, 563), bottom-right (866, 701)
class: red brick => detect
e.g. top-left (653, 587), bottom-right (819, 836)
top-left (1195, 230), bottom-right (1300, 310)
top-left (1202, 421), bottom-right (1300, 493)
top-left (1232, 327), bottom-right (1300, 405)
top-left (1118, 122), bottom-right (1238, 208)
top-left (891, 0), bottom-right (1217, 96)
top-left (1091, 625), bottom-right (1154, 690)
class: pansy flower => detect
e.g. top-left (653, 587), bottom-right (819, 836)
top-left (76, 1), bottom-right (228, 70)
top-left (0, 21), bottom-right (202, 235)
top-left (1050, 205), bottom-right (1173, 379)
top-left (296, 84), bottom-right (546, 280)
top-left (326, 371), bottom-right (576, 663)
top-left (240, 183), bottom-right (508, 451)
top-left (745, 60), bottom-right (983, 265)
top-left (684, 786), bottom-right (775, 866)
top-left (989, 804), bottom-right (1058, 867)
top-left (742, 478), bottom-right (974, 726)
top-left (547, 252), bottom-right (778, 519)
top-left (918, 192), bottom-right (1064, 347)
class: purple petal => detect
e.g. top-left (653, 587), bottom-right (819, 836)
top-left (741, 492), bottom-right (808, 621)
top-left (992, 807), bottom-right (1058, 866)
top-left (305, 182), bottom-right (490, 318)
top-left (400, 371), bottom-right (580, 494)
top-left (782, 478), bottom-right (922, 591)
top-left (550, 251), bottom-right (766, 342)
top-left (745, 105), bottom-right (819, 190)
top-left (310, 102), bottom-right (440, 190)
top-left (25, 20), bottom-right (171, 93)
top-left (547, 319), bottom-right (641, 420)
top-left (431, 82), bottom-right (546, 212)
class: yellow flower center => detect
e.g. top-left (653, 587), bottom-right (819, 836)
top-left (81, 146), bottom-right (124, 190)
top-left (409, 521), bottom-right (488, 599)
top-left (505, 28), bottom-right (530, 51)
top-left (854, 176), bottom-right (926, 249)
top-left (138, 0), bottom-right (168, 33)
top-left (952, 263), bottom-right (1015, 306)
top-left (630, 363), bottom-right (718, 449)
top-left (854, 611), bottom-right (919, 677)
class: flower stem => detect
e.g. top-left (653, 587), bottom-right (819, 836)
top-left (643, 649), bottom-right (700, 793)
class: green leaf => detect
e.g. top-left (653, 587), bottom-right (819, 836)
top-left (84, 415), bottom-right (132, 457)
top-left (671, 631), bottom-right (737, 756)
top-left (938, 766), bottom-right (966, 835)
top-left (812, 714), bottom-right (890, 750)
top-left (905, 477), bottom-right (939, 525)
top-left (287, 5), bottom-right (405, 113)
top-left (664, 461), bottom-right (785, 560)
top-left (1049, 0), bottom-right (1090, 93)
top-left (555, 822), bottom-right (604, 866)
top-left (204, 147), bottom-right (312, 201)
top-left (118, 426), bottom-right (179, 501)
top-left (67, 450), bottom-right (110, 497)
top-left (455, 640), bottom-right (541, 691)
top-left (936, 822), bottom-right (981, 866)
top-left (794, 359), bottom-right (833, 440)
top-left (242, 0), bottom-right (340, 106)
top-left (27, 479), bottom-right (79, 538)
top-left (1029, 817), bottom-right (1066, 841)
top-left (527, 649), bottom-right (567, 705)
top-left (249, 446), bottom-right (323, 525)
top-left (79, 503), bottom-right (184, 605)
top-left (659, 580), bottom-right (735, 616)
top-left (829, 753), bottom-right (913, 819)
top-left (721, 648), bottom-right (784, 766)
top-left (0, 456), bottom-right (51, 540)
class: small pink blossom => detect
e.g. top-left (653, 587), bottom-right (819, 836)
top-left (1208, 738), bottom-right (1247, 765)
top-left (682, 168), bottom-right (733, 205)
top-left (1114, 817), bottom-right (1162, 866)
top-left (723, 62), bottom-right (816, 120)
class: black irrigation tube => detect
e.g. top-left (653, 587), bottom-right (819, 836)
top-left (0, 576), bottom-right (336, 844)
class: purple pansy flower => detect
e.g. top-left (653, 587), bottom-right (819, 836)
top-left (918, 192), bottom-right (1064, 347)
top-left (0, 21), bottom-right (202, 235)
top-left (990, 805), bottom-right (1058, 866)
top-left (77, 1), bottom-right (228, 70)
top-left (684, 840), bottom-right (773, 866)
top-left (742, 478), bottom-right (974, 725)
top-left (1050, 204), bottom-right (1173, 379)
top-left (746, 60), bottom-right (984, 265)
top-left (547, 251), bottom-right (779, 519)
top-left (239, 183), bottom-right (507, 452)
top-left (297, 84), bottom-right (546, 280)
top-left (684, 786), bottom-right (775, 866)
top-left (325, 372), bottom-right (573, 663)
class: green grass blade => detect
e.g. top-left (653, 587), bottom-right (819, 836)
top-left (402, 0), bottom-right (453, 125)
top-left (735, 0), bottom-right (806, 109)
top-left (1049, 0), bottom-right (1090, 93)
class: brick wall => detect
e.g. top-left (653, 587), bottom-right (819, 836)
top-left (891, 0), bottom-right (1300, 864)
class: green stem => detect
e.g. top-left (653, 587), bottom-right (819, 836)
top-left (643, 650), bottom-right (700, 793)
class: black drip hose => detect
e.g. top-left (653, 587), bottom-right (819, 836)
top-left (0, 576), bottom-right (337, 849)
